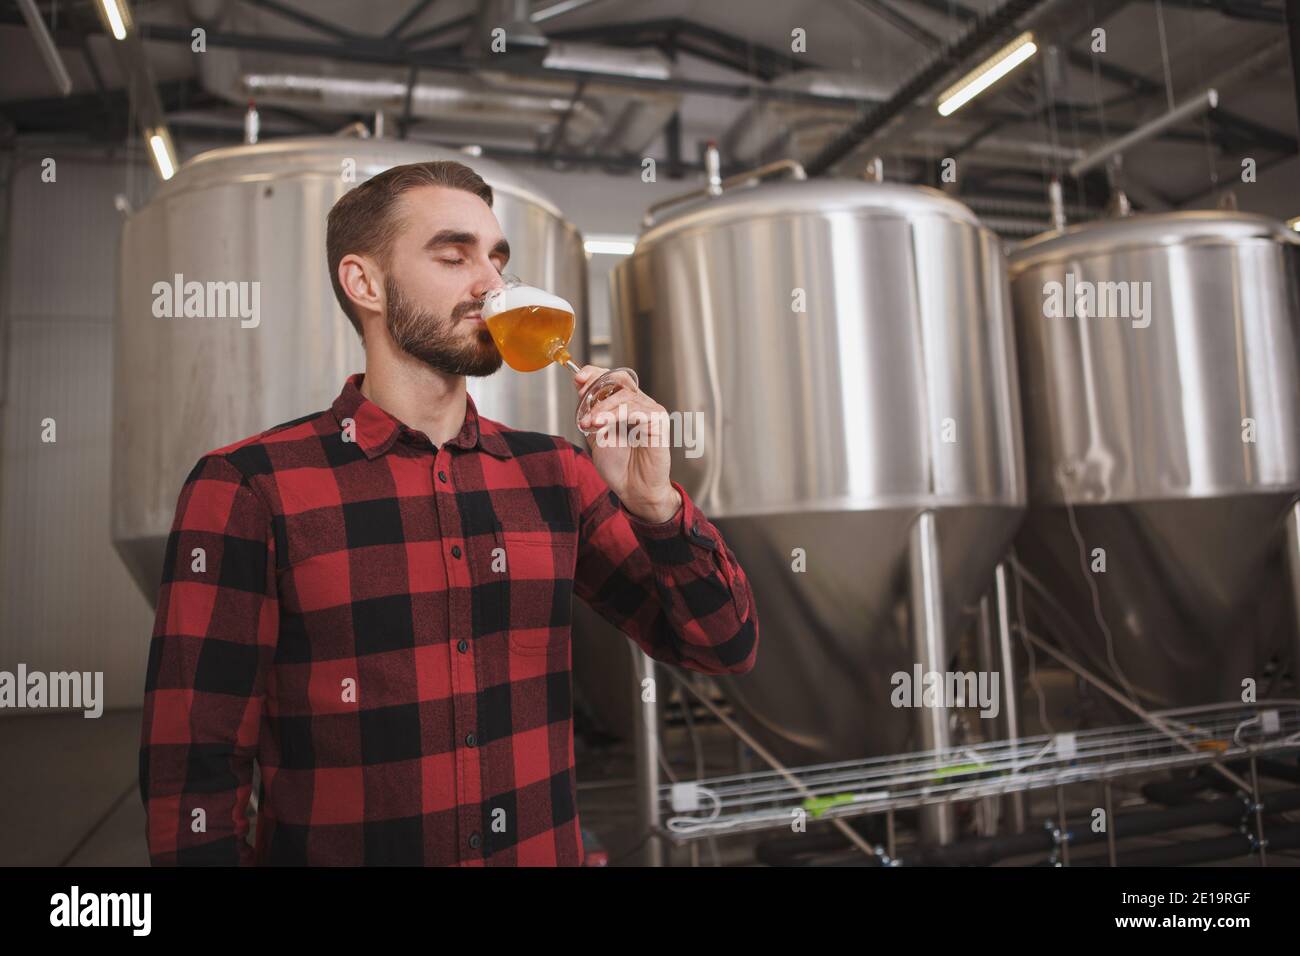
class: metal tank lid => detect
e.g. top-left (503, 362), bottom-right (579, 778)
top-left (153, 136), bottom-right (565, 217)
top-left (1009, 209), bottom-right (1300, 270)
top-left (634, 179), bottom-right (986, 251)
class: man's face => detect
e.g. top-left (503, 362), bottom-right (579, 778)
top-left (380, 185), bottom-right (511, 376)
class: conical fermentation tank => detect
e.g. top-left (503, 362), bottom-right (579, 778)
top-left (111, 137), bottom-right (589, 604)
top-left (610, 170), bottom-right (1027, 765)
top-left (1007, 211), bottom-right (1300, 710)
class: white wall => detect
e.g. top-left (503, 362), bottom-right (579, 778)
top-left (0, 150), bottom-right (157, 713)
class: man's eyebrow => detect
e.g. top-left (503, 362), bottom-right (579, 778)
top-left (423, 230), bottom-right (511, 260)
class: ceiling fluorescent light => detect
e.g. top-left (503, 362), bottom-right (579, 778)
top-left (584, 235), bottom-right (637, 256)
top-left (937, 31), bottom-right (1037, 118)
top-left (98, 0), bottom-right (132, 41)
top-left (148, 126), bottom-right (177, 180)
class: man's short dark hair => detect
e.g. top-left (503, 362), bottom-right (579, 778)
top-left (326, 160), bottom-right (494, 340)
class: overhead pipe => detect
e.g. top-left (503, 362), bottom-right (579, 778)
top-left (144, 22), bottom-right (870, 109)
top-left (16, 0), bottom-right (73, 96)
top-left (531, 0), bottom-right (617, 22)
top-left (1068, 88), bottom-right (1219, 177)
top-left (238, 72), bottom-right (605, 142)
top-left (192, 0), bottom-right (680, 154)
top-left (721, 71), bottom-right (893, 162)
top-left (464, 0), bottom-right (547, 61)
top-left (1116, 38), bottom-right (1292, 208)
top-left (198, 37), bottom-right (679, 156)
top-left (912, 128), bottom-right (1084, 163)
top-left (542, 41), bottom-right (673, 80)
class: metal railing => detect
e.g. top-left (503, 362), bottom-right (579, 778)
top-left (658, 700), bottom-right (1300, 843)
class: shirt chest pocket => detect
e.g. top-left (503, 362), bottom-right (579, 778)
top-left (477, 529), bottom-right (577, 651)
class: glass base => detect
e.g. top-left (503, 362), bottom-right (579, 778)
top-left (577, 367), bottom-right (639, 438)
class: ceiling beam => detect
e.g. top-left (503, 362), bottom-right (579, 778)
top-left (385, 0), bottom-right (440, 40)
top-left (239, 0), bottom-right (361, 43)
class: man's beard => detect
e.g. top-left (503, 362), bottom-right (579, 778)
top-left (384, 276), bottom-right (502, 377)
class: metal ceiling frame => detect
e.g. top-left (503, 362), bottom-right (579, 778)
top-left (1288, 0), bottom-right (1300, 140)
top-left (906, 0), bottom-right (1284, 22)
top-left (0, 0), bottom-right (1291, 212)
top-left (856, 0), bottom-right (1294, 211)
top-left (385, 0), bottom-right (440, 40)
top-left (892, 0), bottom-right (1296, 170)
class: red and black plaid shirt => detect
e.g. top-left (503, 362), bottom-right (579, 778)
top-left (139, 372), bottom-right (758, 866)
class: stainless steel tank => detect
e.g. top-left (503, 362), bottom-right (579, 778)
top-left (1007, 211), bottom-right (1300, 710)
top-left (111, 137), bottom-right (588, 604)
top-left (610, 170), bottom-right (1027, 765)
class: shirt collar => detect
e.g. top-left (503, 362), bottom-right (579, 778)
top-left (330, 372), bottom-right (514, 460)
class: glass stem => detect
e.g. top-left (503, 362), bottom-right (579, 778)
top-left (551, 343), bottom-right (584, 378)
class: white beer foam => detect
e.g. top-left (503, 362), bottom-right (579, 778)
top-left (483, 284), bottom-right (573, 318)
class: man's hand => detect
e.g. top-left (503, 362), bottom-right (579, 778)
top-left (574, 365), bottom-right (682, 524)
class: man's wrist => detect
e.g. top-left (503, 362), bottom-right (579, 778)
top-left (624, 486), bottom-right (682, 524)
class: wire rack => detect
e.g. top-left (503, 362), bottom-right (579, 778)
top-left (658, 701), bottom-right (1300, 843)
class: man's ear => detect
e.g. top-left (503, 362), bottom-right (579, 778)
top-left (339, 253), bottom-right (383, 319)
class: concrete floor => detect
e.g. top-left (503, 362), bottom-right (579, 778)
top-left (0, 710), bottom-right (147, 866)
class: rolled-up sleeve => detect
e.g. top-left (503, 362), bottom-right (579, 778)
top-left (139, 452), bottom-right (279, 866)
top-left (563, 440), bottom-right (758, 675)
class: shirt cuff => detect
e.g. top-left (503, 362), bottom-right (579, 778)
top-left (622, 481), bottom-right (720, 565)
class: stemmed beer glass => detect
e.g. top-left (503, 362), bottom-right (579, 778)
top-left (481, 274), bottom-right (638, 437)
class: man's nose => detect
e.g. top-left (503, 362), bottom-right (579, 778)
top-left (474, 265), bottom-right (506, 298)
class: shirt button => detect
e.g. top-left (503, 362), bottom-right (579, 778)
top-left (691, 521), bottom-right (699, 535)
top-left (469, 832), bottom-right (482, 849)
top-left (438, 471), bottom-right (448, 483)
top-left (457, 639), bottom-right (469, 653)
top-left (466, 732), bottom-right (477, 747)
top-left (451, 545), bottom-right (462, 558)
